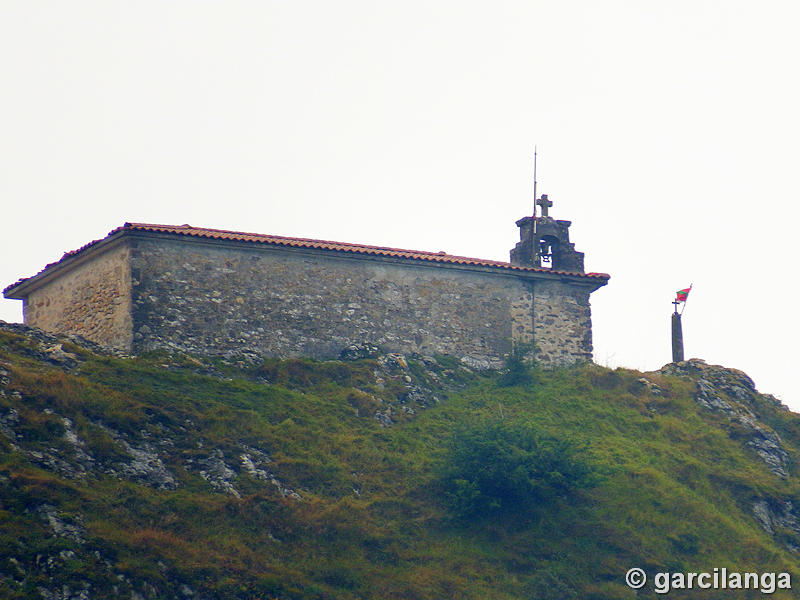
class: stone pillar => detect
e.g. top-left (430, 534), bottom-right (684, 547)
top-left (671, 312), bottom-right (684, 362)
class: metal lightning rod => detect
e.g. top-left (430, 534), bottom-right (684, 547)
top-left (532, 146), bottom-right (538, 217)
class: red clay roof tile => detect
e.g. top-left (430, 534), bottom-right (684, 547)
top-left (3, 222), bottom-right (610, 295)
top-left (119, 223), bottom-right (609, 279)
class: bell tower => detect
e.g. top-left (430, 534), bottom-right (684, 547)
top-left (510, 193), bottom-right (586, 273)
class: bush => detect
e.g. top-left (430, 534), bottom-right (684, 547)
top-left (440, 419), bottom-right (598, 520)
top-left (497, 343), bottom-right (535, 387)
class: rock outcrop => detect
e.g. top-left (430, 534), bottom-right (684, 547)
top-left (659, 359), bottom-right (790, 477)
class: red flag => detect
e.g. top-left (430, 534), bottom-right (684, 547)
top-left (676, 286), bottom-right (692, 302)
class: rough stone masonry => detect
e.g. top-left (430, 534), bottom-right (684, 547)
top-left (4, 208), bottom-right (609, 368)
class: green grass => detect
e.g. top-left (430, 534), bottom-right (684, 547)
top-left (1, 330), bottom-right (799, 598)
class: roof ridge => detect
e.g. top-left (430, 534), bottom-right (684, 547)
top-left (123, 222), bottom-right (485, 260)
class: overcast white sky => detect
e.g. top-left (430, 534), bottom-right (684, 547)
top-left (2, 2), bottom-right (799, 409)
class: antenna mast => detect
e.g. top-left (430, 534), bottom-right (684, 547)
top-left (532, 146), bottom-right (538, 216)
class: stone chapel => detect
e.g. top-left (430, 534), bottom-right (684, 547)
top-left (4, 197), bottom-right (608, 368)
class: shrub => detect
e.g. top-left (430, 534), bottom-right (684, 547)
top-left (440, 419), bottom-right (598, 520)
top-left (497, 343), bottom-right (535, 387)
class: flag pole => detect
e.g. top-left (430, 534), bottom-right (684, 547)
top-left (680, 283), bottom-right (692, 316)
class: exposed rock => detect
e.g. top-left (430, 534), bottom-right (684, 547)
top-left (180, 446), bottom-right (302, 500)
top-left (2, 408), bottom-right (97, 479)
top-left (378, 353), bottom-right (408, 371)
top-left (118, 438), bottom-right (177, 489)
top-left (41, 344), bottom-right (80, 368)
top-left (660, 359), bottom-right (771, 408)
top-left (339, 342), bottom-right (381, 360)
top-left (0, 364), bottom-right (10, 388)
top-left (37, 583), bottom-right (92, 600)
top-left (659, 359), bottom-right (790, 477)
top-left (240, 446), bottom-right (301, 500)
top-left (400, 384), bottom-right (436, 407)
top-left (195, 449), bottom-right (240, 498)
top-left (0, 321), bottom-right (129, 365)
top-left (739, 415), bottom-right (790, 478)
top-left (375, 405), bottom-right (394, 427)
top-left (753, 499), bottom-right (800, 551)
top-left (90, 424), bottom-right (177, 489)
top-left (369, 353), bottom-right (442, 424)
top-left (634, 377), bottom-right (664, 396)
top-left (753, 499), bottom-right (774, 534)
top-left (219, 349), bottom-right (264, 369)
top-left (459, 355), bottom-right (494, 371)
top-left (0, 406), bottom-right (20, 441)
top-left (240, 452), bottom-right (270, 479)
top-left (37, 505), bottom-right (86, 543)
top-left (27, 447), bottom-right (89, 479)
top-left (695, 378), bottom-right (735, 412)
top-left (420, 355), bottom-right (439, 368)
top-left (58, 416), bottom-right (96, 475)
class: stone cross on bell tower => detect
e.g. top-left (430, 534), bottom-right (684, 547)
top-left (535, 194), bottom-right (553, 218)
top-left (510, 193), bottom-right (586, 272)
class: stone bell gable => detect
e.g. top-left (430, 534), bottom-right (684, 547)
top-left (4, 213), bottom-right (609, 367)
top-left (510, 194), bottom-right (585, 272)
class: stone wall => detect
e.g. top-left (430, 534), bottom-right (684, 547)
top-left (128, 237), bottom-right (539, 368)
top-left (8, 229), bottom-right (602, 367)
top-left (532, 280), bottom-right (593, 366)
top-left (21, 241), bottom-right (133, 350)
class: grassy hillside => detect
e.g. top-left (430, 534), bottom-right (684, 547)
top-left (1, 323), bottom-right (799, 599)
